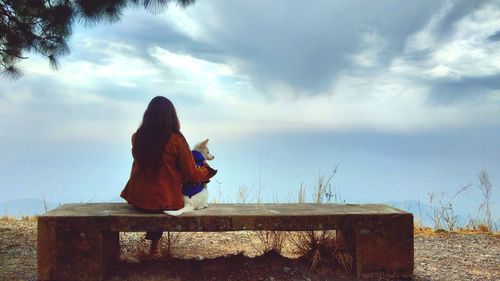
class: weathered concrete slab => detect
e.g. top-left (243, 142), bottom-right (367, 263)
top-left (38, 203), bottom-right (414, 280)
top-left (39, 203), bottom-right (411, 232)
top-left (42, 203), bottom-right (409, 217)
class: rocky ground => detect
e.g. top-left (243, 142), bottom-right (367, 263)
top-left (0, 217), bottom-right (498, 280)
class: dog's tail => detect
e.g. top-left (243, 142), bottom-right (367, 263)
top-left (164, 205), bottom-right (193, 216)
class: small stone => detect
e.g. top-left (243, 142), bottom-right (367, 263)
top-left (359, 228), bottom-right (372, 235)
top-left (283, 266), bottom-right (291, 273)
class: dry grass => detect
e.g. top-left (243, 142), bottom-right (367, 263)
top-left (288, 230), bottom-right (352, 274)
top-left (251, 230), bottom-right (288, 255)
top-left (0, 215), bottom-right (35, 221)
top-left (456, 225), bottom-right (494, 235)
top-left (425, 170), bottom-right (496, 233)
top-left (414, 225), bottom-right (439, 236)
top-left (414, 222), bottom-right (498, 236)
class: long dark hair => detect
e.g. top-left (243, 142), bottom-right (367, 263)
top-left (133, 96), bottom-right (180, 178)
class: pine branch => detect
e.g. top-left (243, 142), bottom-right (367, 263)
top-left (1, 0), bottom-right (197, 79)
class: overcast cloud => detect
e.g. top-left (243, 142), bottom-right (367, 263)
top-left (3, 0), bottom-right (498, 139)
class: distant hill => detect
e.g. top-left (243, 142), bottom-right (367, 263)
top-left (385, 200), bottom-right (437, 226)
top-left (0, 198), bottom-right (59, 217)
top-left (0, 197), bottom-right (125, 217)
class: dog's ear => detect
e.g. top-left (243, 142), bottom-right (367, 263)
top-left (201, 139), bottom-right (209, 146)
top-left (196, 139), bottom-right (209, 148)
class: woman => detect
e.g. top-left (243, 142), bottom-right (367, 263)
top-left (121, 96), bottom-right (217, 255)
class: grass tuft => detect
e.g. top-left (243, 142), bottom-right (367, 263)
top-left (251, 230), bottom-right (288, 255)
top-left (0, 215), bottom-right (11, 221)
top-left (289, 230), bottom-right (352, 274)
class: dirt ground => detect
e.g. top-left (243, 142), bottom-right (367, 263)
top-left (0, 217), bottom-right (498, 281)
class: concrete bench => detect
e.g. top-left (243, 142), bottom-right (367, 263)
top-left (37, 203), bottom-right (413, 280)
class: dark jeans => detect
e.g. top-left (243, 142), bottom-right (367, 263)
top-left (145, 231), bottom-right (162, 240)
top-left (133, 206), bottom-right (163, 241)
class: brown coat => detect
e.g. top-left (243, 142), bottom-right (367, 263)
top-left (120, 132), bottom-right (215, 211)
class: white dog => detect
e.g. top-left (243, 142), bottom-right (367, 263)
top-left (164, 139), bottom-right (214, 216)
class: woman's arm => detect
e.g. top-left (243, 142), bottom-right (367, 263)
top-left (176, 134), bottom-right (217, 183)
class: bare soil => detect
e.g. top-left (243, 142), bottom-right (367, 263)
top-left (0, 217), bottom-right (498, 280)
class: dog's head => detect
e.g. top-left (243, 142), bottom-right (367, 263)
top-left (194, 139), bottom-right (214, 161)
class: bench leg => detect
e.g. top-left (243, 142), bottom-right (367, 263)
top-left (38, 220), bottom-right (119, 281)
top-left (102, 231), bottom-right (120, 276)
top-left (337, 215), bottom-right (414, 279)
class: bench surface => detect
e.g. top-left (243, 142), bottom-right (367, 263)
top-left (39, 203), bottom-right (411, 232)
top-left (41, 203), bottom-right (408, 217)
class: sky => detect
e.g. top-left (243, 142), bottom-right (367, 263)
top-left (1, 0), bottom-right (499, 221)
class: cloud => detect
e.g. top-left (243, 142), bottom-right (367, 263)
top-left (0, 58), bottom-right (146, 143)
top-left (389, 1), bottom-right (500, 106)
top-left (184, 0), bottom-right (445, 96)
top-left (488, 30), bottom-right (500, 42)
top-left (1, 0), bottom-right (499, 143)
top-left (67, 0), bottom-right (444, 97)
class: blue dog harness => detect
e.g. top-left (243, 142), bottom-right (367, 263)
top-left (182, 150), bottom-right (206, 198)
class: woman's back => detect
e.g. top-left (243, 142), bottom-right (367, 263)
top-left (121, 132), bottom-right (214, 211)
